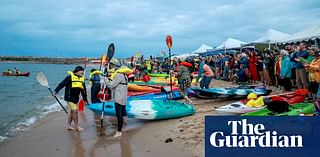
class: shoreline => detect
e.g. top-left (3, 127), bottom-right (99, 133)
top-left (0, 80), bottom-right (281, 157)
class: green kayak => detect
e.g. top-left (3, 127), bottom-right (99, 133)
top-left (148, 73), bottom-right (169, 77)
top-left (241, 103), bottom-right (315, 116)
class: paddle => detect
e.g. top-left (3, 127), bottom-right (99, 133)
top-left (36, 72), bottom-right (68, 114)
top-left (100, 43), bottom-right (115, 129)
top-left (166, 35), bottom-right (173, 99)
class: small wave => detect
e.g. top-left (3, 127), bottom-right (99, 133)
top-left (17, 116), bottom-right (37, 127)
top-left (0, 136), bottom-right (7, 142)
top-left (1, 101), bottom-right (64, 143)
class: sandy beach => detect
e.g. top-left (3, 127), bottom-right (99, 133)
top-left (0, 80), bottom-right (280, 157)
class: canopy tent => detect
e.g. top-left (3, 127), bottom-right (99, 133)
top-left (190, 44), bottom-right (213, 54)
top-left (251, 29), bottom-right (290, 44)
top-left (246, 29), bottom-right (290, 49)
top-left (172, 53), bottom-right (198, 60)
top-left (279, 23), bottom-right (320, 43)
top-left (216, 38), bottom-right (247, 50)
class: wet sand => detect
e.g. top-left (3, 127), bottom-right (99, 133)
top-left (0, 80), bottom-right (280, 157)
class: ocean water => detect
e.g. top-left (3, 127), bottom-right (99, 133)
top-left (0, 62), bottom-right (92, 142)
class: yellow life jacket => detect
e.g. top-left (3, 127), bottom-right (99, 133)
top-left (67, 71), bottom-right (84, 89)
top-left (146, 61), bottom-right (151, 70)
top-left (89, 70), bottom-right (102, 85)
top-left (111, 67), bottom-right (133, 80)
top-left (246, 96), bottom-right (265, 108)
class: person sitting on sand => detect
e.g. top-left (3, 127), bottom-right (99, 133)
top-left (53, 66), bottom-right (88, 131)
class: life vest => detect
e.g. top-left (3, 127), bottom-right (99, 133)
top-left (180, 61), bottom-right (193, 67)
top-left (146, 61), bottom-right (151, 70)
top-left (111, 67), bottom-right (134, 80)
top-left (67, 71), bottom-right (84, 89)
top-left (89, 70), bottom-right (102, 85)
top-left (246, 96), bottom-right (264, 108)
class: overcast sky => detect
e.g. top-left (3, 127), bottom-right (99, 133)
top-left (0, 0), bottom-right (319, 58)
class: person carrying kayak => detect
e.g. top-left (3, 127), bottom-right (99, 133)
top-left (196, 59), bottom-right (214, 89)
top-left (178, 58), bottom-right (193, 103)
top-left (53, 66), bottom-right (88, 131)
top-left (105, 59), bottom-right (133, 138)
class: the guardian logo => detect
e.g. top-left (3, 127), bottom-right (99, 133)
top-left (210, 119), bottom-right (303, 148)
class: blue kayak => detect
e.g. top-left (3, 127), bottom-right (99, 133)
top-left (191, 85), bottom-right (272, 99)
top-left (87, 100), bottom-right (196, 120)
top-left (128, 90), bottom-right (183, 101)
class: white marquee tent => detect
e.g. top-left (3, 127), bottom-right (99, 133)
top-left (190, 44), bottom-right (213, 54)
top-left (252, 29), bottom-right (290, 44)
top-left (279, 23), bottom-right (320, 43)
top-left (216, 38), bottom-right (247, 50)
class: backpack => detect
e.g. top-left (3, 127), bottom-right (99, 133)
top-left (266, 101), bottom-right (289, 113)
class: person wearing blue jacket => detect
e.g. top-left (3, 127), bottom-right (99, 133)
top-left (291, 43), bottom-right (309, 89)
top-left (280, 50), bottom-right (292, 91)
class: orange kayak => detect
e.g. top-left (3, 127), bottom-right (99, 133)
top-left (128, 84), bottom-right (160, 92)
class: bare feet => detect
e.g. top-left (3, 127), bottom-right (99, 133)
top-left (67, 126), bottom-right (75, 130)
top-left (76, 126), bottom-right (84, 131)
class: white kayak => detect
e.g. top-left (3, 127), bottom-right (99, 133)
top-left (215, 102), bottom-right (265, 115)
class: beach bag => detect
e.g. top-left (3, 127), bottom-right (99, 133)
top-left (266, 101), bottom-right (289, 113)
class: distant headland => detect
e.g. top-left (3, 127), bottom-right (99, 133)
top-left (0, 56), bottom-right (100, 64)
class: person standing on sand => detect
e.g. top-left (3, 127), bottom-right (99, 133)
top-left (53, 66), bottom-right (88, 131)
top-left (105, 59), bottom-right (131, 138)
top-left (89, 69), bottom-right (102, 103)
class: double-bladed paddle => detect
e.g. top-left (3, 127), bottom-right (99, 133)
top-left (100, 43), bottom-right (115, 129)
top-left (36, 72), bottom-right (68, 114)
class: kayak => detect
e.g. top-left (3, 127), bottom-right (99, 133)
top-left (216, 103), bottom-right (265, 115)
top-left (148, 73), bottom-right (169, 77)
top-left (128, 91), bottom-right (155, 96)
top-left (2, 72), bottom-right (30, 77)
top-left (130, 80), bottom-right (176, 86)
top-left (128, 90), bottom-right (183, 101)
top-left (241, 103), bottom-right (316, 116)
top-left (191, 85), bottom-right (272, 99)
top-left (86, 100), bottom-right (196, 120)
top-left (215, 90), bottom-right (307, 115)
top-left (128, 84), bottom-right (160, 92)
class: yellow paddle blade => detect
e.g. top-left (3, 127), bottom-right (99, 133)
top-left (36, 72), bottom-right (49, 87)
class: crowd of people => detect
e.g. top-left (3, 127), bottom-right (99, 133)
top-left (51, 42), bottom-right (319, 138)
top-left (124, 42), bottom-right (320, 102)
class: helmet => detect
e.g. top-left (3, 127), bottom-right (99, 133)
top-left (110, 58), bottom-right (122, 67)
top-left (247, 93), bottom-right (257, 99)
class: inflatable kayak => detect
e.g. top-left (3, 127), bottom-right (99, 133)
top-left (128, 90), bottom-right (183, 101)
top-left (241, 103), bottom-right (315, 116)
top-left (2, 72), bottom-right (30, 76)
top-left (191, 85), bottom-right (271, 99)
top-left (215, 90), bottom-right (307, 115)
top-left (87, 100), bottom-right (196, 120)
